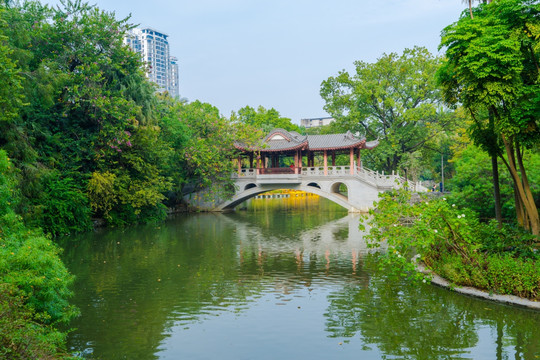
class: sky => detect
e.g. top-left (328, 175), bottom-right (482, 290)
top-left (45, 0), bottom-right (469, 123)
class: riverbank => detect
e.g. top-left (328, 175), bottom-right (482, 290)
top-left (365, 189), bottom-right (540, 307)
top-left (416, 261), bottom-right (540, 310)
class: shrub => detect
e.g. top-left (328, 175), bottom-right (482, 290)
top-left (485, 255), bottom-right (540, 299)
top-left (0, 150), bottom-right (77, 355)
top-left (365, 187), bottom-right (540, 301)
top-left (0, 284), bottom-right (72, 359)
top-left (37, 171), bottom-right (92, 237)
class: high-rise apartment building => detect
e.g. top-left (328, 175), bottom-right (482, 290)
top-left (169, 56), bottom-right (180, 99)
top-left (124, 27), bottom-right (179, 98)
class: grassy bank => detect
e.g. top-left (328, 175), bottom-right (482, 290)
top-left (364, 189), bottom-right (540, 302)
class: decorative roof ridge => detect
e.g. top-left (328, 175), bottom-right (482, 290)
top-left (264, 128), bottom-right (307, 143)
top-left (364, 140), bottom-right (379, 149)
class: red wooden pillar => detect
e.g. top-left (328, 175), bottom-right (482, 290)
top-left (332, 151), bottom-right (336, 166)
top-left (237, 156), bottom-right (242, 174)
top-left (324, 150), bottom-right (328, 176)
top-left (249, 153), bottom-right (254, 169)
top-left (349, 148), bottom-right (354, 175)
top-left (357, 148), bottom-right (361, 170)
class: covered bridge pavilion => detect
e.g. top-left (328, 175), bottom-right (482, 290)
top-left (234, 128), bottom-right (379, 175)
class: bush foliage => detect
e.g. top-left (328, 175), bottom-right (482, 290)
top-left (365, 188), bottom-right (540, 301)
top-left (0, 150), bottom-right (78, 357)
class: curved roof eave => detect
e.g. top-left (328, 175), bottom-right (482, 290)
top-left (364, 140), bottom-right (379, 149)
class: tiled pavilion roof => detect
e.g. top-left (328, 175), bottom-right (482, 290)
top-left (234, 129), bottom-right (378, 153)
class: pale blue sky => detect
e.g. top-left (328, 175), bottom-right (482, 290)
top-left (45, 0), bottom-right (468, 123)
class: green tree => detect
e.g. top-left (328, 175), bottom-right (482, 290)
top-left (438, 0), bottom-right (540, 235)
top-left (460, 0), bottom-right (501, 225)
top-left (0, 0), bottom-right (262, 229)
top-left (449, 144), bottom-right (530, 220)
top-left (320, 46), bottom-right (456, 173)
top-left (0, 0), bottom-right (179, 227)
top-left (174, 101), bottom-right (261, 200)
top-left (0, 10), bottom-right (24, 123)
top-left (155, 95), bottom-right (191, 204)
top-left (232, 105), bottom-right (301, 133)
top-left (0, 150), bottom-right (77, 358)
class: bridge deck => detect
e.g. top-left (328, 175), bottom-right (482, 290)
top-left (233, 166), bottom-right (427, 192)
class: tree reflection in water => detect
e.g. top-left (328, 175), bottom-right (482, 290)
top-left (324, 256), bottom-right (540, 359)
top-left (60, 196), bottom-right (539, 359)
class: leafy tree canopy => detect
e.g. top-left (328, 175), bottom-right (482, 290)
top-left (320, 46), bottom-right (457, 173)
top-left (231, 105), bottom-right (301, 133)
top-left (438, 0), bottom-right (540, 234)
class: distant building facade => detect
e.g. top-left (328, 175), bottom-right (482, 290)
top-left (301, 117), bottom-right (335, 128)
top-left (124, 27), bottom-right (179, 98)
top-left (169, 56), bottom-right (180, 98)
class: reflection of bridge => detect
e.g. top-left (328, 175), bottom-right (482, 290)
top-left (222, 213), bottom-right (373, 257)
top-left (189, 165), bottom-right (427, 212)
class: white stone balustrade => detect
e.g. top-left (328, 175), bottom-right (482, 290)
top-left (234, 166), bottom-right (426, 191)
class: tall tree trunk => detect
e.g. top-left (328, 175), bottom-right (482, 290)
top-left (489, 110), bottom-right (503, 226)
top-left (469, 0), bottom-right (474, 19)
top-left (491, 154), bottom-right (503, 226)
top-left (514, 187), bottom-right (525, 227)
top-left (516, 141), bottom-right (535, 232)
top-left (502, 134), bottom-right (540, 236)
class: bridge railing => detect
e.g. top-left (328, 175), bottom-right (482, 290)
top-left (233, 168), bottom-right (257, 178)
top-left (233, 166), bottom-right (427, 192)
top-left (300, 166), bottom-right (352, 176)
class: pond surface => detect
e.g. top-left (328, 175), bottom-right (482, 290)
top-left (61, 197), bottom-right (540, 359)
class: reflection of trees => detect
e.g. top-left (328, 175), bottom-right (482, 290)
top-left (61, 215), bottom-right (265, 359)
top-left (60, 207), bottom-right (540, 359)
top-left (324, 266), bottom-right (540, 359)
top-left (60, 210), bottom-right (370, 359)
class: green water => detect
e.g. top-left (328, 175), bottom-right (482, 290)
top-left (61, 197), bottom-right (540, 359)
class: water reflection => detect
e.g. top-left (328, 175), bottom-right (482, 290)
top-left (325, 276), bottom-right (540, 359)
top-left (60, 198), bottom-right (540, 360)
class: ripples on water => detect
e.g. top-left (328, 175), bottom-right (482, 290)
top-left (60, 196), bottom-right (540, 360)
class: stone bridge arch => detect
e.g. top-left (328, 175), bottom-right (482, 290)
top-left (185, 167), bottom-right (427, 213)
top-left (212, 169), bottom-right (405, 212)
top-left (216, 182), bottom-right (357, 212)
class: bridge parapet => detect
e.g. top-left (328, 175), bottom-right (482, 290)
top-left (232, 166), bottom-right (427, 191)
top-left (233, 168), bottom-right (257, 178)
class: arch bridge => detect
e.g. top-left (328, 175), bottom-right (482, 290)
top-left (185, 129), bottom-right (427, 212)
top-left (188, 166), bottom-right (427, 212)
